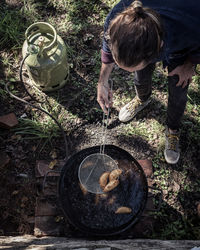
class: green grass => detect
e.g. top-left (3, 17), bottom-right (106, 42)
top-left (153, 216), bottom-right (200, 240)
top-left (1, 0), bottom-right (200, 239)
top-left (0, 80), bottom-right (8, 98)
top-left (13, 117), bottom-right (59, 140)
top-left (0, 6), bottom-right (31, 49)
top-left (12, 117), bottom-right (61, 153)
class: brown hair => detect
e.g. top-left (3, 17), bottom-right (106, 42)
top-left (107, 0), bottom-right (164, 67)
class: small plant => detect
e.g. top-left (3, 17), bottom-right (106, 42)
top-left (15, 117), bottom-right (60, 138)
top-left (21, 0), bottom-right (41, 22)
top-left (0, 6), bottom-right (30, 49)
top-left (0, 80), bottom-right (8, 99)
top-left (13, 117), bottom-right (61, 153)
top-left (157, 217), bottom-right (200, 240)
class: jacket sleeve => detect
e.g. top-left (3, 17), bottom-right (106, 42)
top-left (101, 13), bottom-right (114, 64)
top-left (188, 49), bottom-right (200, 64)
top-left (101, 0), bottom-right (131, 64)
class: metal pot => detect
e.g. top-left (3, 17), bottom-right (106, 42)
top-left (58, 145), bottom-right (149, 236)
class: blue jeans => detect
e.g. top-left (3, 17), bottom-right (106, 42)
top-left (134, 63), bottom-right (189, 130)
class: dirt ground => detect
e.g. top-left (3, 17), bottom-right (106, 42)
top-left (0, 0), bottom-right (200, 240)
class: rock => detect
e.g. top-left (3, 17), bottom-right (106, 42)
top-left (0, 151), bottom-right (10, 168)
top-left (138, 159), bottom-right (153, 178)
top-left (197, 203), bottom-right (200, 218)
top-left (35, 160), bottom-right (65, 177)
top-left (163, 189), bottom-right (168, 196)
top-left (20, 113), bottom-right (27, 119)
top-left (0, 113), bottom-right (18, 129)
top-left (35, 198), bottom-right (58, 217)
top-left (173, 181), bottom-right (180, 192)
top-left (0, 236), bottom-right (200, 249)
top-left (34, 216), bottom-right (61, 237)
top-left (5, 0), bottom-right (23, 7)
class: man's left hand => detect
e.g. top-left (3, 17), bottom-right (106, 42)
top-left (168, 60), bottom-right (195, 88)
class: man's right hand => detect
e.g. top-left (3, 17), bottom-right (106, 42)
top-left (97, 82), bottom-right (113, 114)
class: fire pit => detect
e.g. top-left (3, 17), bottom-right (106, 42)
top-left (58, 145), bottom-right (148, 236)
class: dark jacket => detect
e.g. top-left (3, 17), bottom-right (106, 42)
top-left (101, 0), bottom-right (200, 66)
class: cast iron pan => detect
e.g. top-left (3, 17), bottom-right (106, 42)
top-left (58, 145), bottom-right (148, 236)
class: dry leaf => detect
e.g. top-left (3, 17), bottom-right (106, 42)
top-left (79, 183), bottom-right (88, 196)
top-left (11, 134), bottom-right (21, 140)
top-left (55, 216), bottom-right (63, 222)
top-left (21, 196), bottom-right (28, 202)
top-left (50, 150), bottom-right (57, 159)
top-left (48, 159), bottom-right (58, 169)
top-left (108, 196), bottom-right (116, 205)
top-left (12, 190), bottom-right (19, 195)
top-left (32, 145), bottom-right (37, 152)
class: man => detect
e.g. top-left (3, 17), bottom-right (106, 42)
top-left (97, 0), bottom-right (200, 164)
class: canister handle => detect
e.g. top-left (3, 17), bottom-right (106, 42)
top-left (25, 22), bottom-right (57, 56)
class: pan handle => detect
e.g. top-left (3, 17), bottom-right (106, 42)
top-left (42, 170), bottom-right (61, 195)
top-left (145, 186), bottom-right (163, 212)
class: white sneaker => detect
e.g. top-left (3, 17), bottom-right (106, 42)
top-left (164, 127), bottom-right (180, 164)
top-left (119, 97), bottom-right (151, 122)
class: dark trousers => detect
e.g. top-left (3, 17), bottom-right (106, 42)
top-left (134, 63), bottom-right (189, 130)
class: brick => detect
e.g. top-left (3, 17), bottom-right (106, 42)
top-left (0, 151), bottom-right (10, 168)
top-left (35, 160), bottom-right (64, 177)
top-left (131, 215), bottom-right (155, 237)
top-left (147, 178), bottom-right (155, 187)
top-left (142, 197), bottom-right (155, 216)
top-left (35, 198), bottom-right (58, 217)
top-left (197, 202), bottom-right (200, 218)
top-left (37, 178), bottom-right (58, 196)
top-left (0, 113), bottom-right (18, 129)
top-left (34, 216), bottom-right (61, 236)
top-left (138, 159), bottom-right (153, 178)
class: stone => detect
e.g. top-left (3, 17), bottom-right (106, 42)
top-left (131, 216), bottom-right (155, 237)
top-left (5, 0), bottom-right (23, 7)
top-left (147, 178), bottom-right (155, 186)
top-left (73, 249), bottom-right (90, 250)
top-left (35, 198), bottom-right (58, 217)
top-left (34, 216), bottom-right (61, 237)
top-left (138, 159), bottom-right (153, 177)
top-left (173, 181), bottom-right (180, 192)
top-left (37, 178), bottom-right (58, 196)
top-left (145, 196), bottom-right (155, 212)
top-left (0, 113), bottom-right (18, 129)
top-left (197, 203), bottom-right (200, 218)
top-left (0, 151), bottom-right (10, 168)
top-left (35, 160), bottom-right (65, 177)
top-left (0, 236), bottom-right (200, 250)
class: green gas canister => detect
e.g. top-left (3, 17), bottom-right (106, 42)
top-left (22, 22), bottom-right (69, 92)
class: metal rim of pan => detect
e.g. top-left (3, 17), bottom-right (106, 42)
top-left (58, 145), bottom-right (148, 236)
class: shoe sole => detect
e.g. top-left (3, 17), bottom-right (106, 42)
top-left (119, 99), bottom-right (151, 123)
top-left (164, 150), bottom-right (180, 164)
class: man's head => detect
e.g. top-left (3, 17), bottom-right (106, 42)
top-left (107, 0), bottom-right (164, 71)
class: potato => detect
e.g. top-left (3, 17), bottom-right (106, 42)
top-left (103, 179), bottom-right (119, 192)
top-left (99, 193), bottom-right (108, 199)
top-left (79, 183), bottom-right (88, 196)
top-left (115, 206), bottom-right (132, 214)
top-left (99, 172), bottom-right (110, 190)
top-left (109, 169), bottom-right (123, 181)
top-left (108, 195), bottom-right (116, 205)
top-left (82, 161), bottom-right (93, 169)
top-left (95, 194), bottom-right (100, 205)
